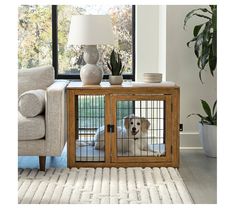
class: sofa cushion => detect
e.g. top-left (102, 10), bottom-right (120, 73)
top-left (18, 112), bottom-right (45, 140)
top-left (18, 65), bottom-right (54, 96)
top-left (18, 89), bottom-right (46, 118)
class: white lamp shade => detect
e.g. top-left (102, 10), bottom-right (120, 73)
top-left (68, 15), bottom-right (115, 45)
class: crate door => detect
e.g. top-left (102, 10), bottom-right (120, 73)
top-left (75, 94), bottom-right (107, 163)
top-left (110, 95), bottom-right (172, 163)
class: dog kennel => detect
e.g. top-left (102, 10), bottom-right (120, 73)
top-left (67, 82), bottom-right (180, 168)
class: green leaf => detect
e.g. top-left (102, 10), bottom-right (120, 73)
top-left (119, 60), bottom-right (122, 75)
top-left (184, 9), bottom-right (198, 29)
top-left (194, 33), bottom-right (204, 58)
top-left (197, 8), bottom-right (212, 13)
top-left (202, 116), bottom-right (212, 125)
top-left (121, 65), bottom-right (125, 74)
top-left (193, 13), bottom-right (211, 20)
top-left (209, 5), bottom-right (216, 13)
top-left (111, 50), bottom-right (117, 74)
top-left (187, 113), bottom-right (204, 119)
top-left (209, 48), bottom-right (217, 75)
top-left (187, 113), bottom-right (210, 124)
top-left (193, 24), bottom-right (204, 37)
top-left (202, 22), bottom-right (211, 44)
top-left (210, 11), bottom-right (217, 75)
top-left (186, 37), bottom-right (197, 47)
top-left (211, 5), bottom-right (217, 54)
top-left (197, 55), bottom-right (202, 69)
top-left (213, 112), bottom-right (217, 125)
top-left (212, 100), bottom-right (217, 115)
top-left (211, 33), bottom-right (217, 58)
top-left (199, 69), bottom-right (204, 84)
top-left (110, 50), bottom-right (115, 71)
top-left (201, 56), bottom-right (209, 70)
top-left (195, 26), bottom-right (210, 72)
top-left (184, 8), bottom-right (211, 29)
top-left (107, 61), bottom-right (111, 70)
top-left (117, 54), bottom-right (122, 75)
top-left (209, 56), bottom-right (216, 76)
top-left (200, 100), bottom-right (213, 121)
top-left (197, 54), bottom-right (208, 71)
top-left (200, 44), bottom-right (210, 70)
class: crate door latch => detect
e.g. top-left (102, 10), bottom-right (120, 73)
top-left (107, 124), bottom-right (115, 133)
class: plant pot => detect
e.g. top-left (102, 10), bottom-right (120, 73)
top-left (109, 75), bottom-right (123, 85)
top-left (198, 123), bottom-right (217, 157)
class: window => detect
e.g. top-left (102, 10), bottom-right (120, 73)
top-left (18, 5), bottom-right (52, 69)
top-left (18, 5), bottom-right (135, 80)
top-left (54, 5), bottom-right (135, 80)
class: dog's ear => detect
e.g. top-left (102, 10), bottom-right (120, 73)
top-left (141, 118), bottom-right (150, 132)
top-left (123, 116), bottom-right (130, 130)
top-left (129, 113), bottom-right (135, 118)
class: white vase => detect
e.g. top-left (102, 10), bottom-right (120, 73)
top-left (109, 75), bottom-right (123, 85)
top-left (198, 123), bottom-right (217, 157)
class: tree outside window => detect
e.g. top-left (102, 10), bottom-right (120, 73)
top-left (18, 5), bottom-right (52, 69)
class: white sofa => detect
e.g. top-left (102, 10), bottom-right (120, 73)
top-left (18, 66), bottom-right (69, 171)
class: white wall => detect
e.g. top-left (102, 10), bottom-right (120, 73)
top-left (136, 5), bottom-right (166, 81)
top-left (166, 5), bottom-right (217, 147)
top-left (136, 5), bottom-right (217, 147)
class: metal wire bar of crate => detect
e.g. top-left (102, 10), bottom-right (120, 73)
top-left (76, 95), bottom-right (105, 162)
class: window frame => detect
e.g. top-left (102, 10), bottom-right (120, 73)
top-left (52, 5), bottom-right (135, 80)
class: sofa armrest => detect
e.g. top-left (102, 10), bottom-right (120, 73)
top-left (45, 80), bottom-right (69, 155)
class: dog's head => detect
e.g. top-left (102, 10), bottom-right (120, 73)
top-left (123, 114), bottom-right (150, 139)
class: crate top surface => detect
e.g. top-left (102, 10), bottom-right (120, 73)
top-left (67, 81), bottom-right (179, 90)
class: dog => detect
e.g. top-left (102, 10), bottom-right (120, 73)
top-left (94, 114), bottom-right (159, 156)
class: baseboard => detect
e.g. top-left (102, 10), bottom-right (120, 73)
top-left (180, 132), bottom-right (202, 148)
top-left (180, 147), bottom-right (203, 149)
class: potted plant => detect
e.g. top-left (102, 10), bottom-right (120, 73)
top-left (184, 5), bottom-right (217, 157)
top-left (188, 100), bottom-right (217, 157)
top-left (107, 49), bottom-right (124, 85)
top-left (184, 5), bottom-right (217, 83)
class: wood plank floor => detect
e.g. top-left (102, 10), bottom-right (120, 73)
top-left (18, 148), bottom-right (217, 204)
top-left (179, 149), bottom-right (217, 204)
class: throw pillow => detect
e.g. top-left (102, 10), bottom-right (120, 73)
top-left (18, 89), bottom-right (46, 118)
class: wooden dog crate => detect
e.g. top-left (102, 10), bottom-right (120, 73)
top-left (67, 81), bottom-right (180, 168)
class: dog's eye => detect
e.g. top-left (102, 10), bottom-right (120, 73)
top-left (137, 122), bottom-right (140, 126)
top-left (131, 122), bottom-right (133, 125)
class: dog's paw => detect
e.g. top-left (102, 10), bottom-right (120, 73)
top-left (157, 152), bottom-right (162, 157)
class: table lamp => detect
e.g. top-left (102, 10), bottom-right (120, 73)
top-left (68, 15), bottom-right (114, 85)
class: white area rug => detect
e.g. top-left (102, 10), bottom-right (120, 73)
top-left (18, 167), bottom-right (193, 204)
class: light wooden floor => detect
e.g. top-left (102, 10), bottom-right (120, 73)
top-left (18, 148), bottom-right (217, 204)
top-left (179, 149), bottom-right (217, 204)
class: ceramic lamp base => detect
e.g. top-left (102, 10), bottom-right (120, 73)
top-left (80, 64), bottom-right (103, 85)
top-left (80, 45), bottom-right (103, 85)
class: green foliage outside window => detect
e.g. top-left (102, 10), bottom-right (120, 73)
top-left (18, 5), bottom-right (52, 69)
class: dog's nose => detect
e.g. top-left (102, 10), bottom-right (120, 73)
top-left (132, 127), bottom-right (136, 131)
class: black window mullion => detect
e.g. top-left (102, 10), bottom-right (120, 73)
top-left (132, 5), bottom-right (136, 81)
top-left (52, 5), bottom-right (58, 78)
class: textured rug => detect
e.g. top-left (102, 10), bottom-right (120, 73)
top-left (18, 167), bottom-right (193, 204)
